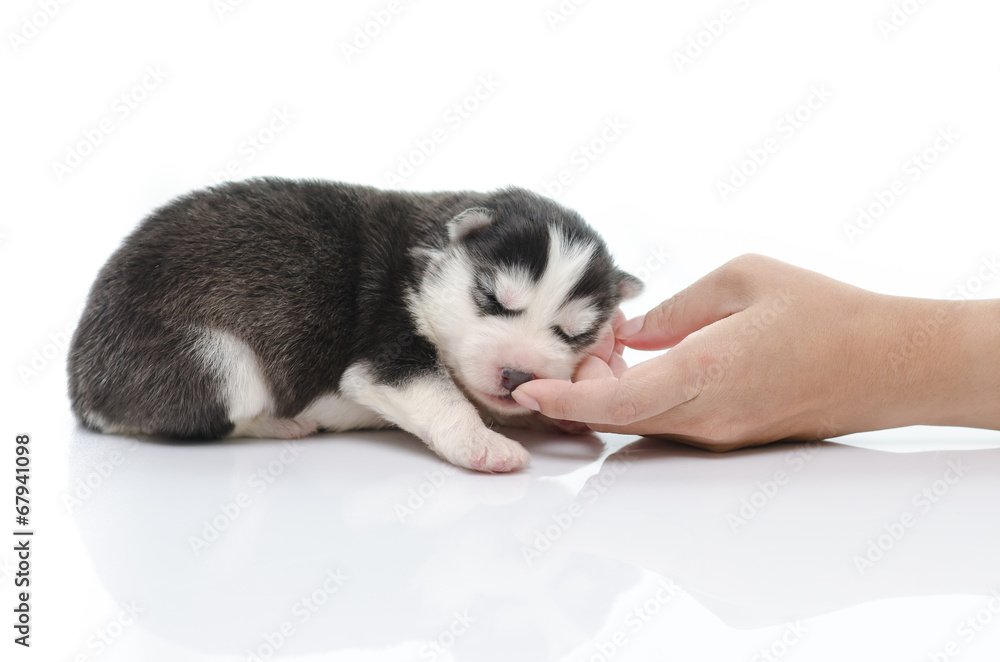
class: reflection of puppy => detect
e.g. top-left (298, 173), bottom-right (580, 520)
top-left (68, 179), bottom-right (642, 472)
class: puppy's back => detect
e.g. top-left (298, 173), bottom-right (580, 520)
top-left (67, 178), bottom-right (451, 437)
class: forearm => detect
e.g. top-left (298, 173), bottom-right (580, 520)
top-left (867, 296), bottom-right (1000, 433)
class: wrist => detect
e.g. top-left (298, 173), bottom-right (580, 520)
top-left (870, 296), bottom-right (1000, 431)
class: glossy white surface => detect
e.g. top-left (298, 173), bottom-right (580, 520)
top-left (5, 374), bottom-right (1000, 660)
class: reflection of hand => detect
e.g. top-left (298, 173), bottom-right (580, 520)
top-left (513, 254), bottom-right (1000, 451)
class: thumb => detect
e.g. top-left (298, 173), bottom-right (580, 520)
top-left (511, 377), bottom-right (643, 426)
top-left (512, 351), bottom-right (686, 426)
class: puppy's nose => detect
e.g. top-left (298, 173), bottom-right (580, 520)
top-left (500, 367), bottom-right (534, 392)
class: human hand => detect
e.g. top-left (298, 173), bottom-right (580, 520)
top-left (512, 254), bottom-right (1000, 451)
top-left (518, 309), bottom-right (629, 435)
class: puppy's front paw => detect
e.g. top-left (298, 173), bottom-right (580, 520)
top-left (435, 428), bottom-right (530, 473)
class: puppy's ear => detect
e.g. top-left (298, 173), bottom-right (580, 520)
top-left (616, 270), bottom-right (643, 300)
top-left (447, 207), bottom-right (493, 242)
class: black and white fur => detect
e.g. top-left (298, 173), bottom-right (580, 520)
top-left (68, 179), bottom-right (642, 472)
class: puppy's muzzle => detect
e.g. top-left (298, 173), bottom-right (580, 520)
top-left (500, 367), bottom-right (533, 393)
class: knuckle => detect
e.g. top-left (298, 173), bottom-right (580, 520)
top-left (708, 253), bottom-right (777, 306)
top-left (698, 411), bottom-right (751, 448)
top-left (719, 252), bottom-right (769, 285)
top-left (644, 292), bottom-right (682, 340)
top-left (703, 439), bottom-right (744, 453)
top-left (607, 380), bottom-right (641, 425)
top-left (706, 422), bottom-right (741, 446)
top-left (547, 396), bottom-right (572, 421)
top-left (654, 292), bottom-right (680, 326)
top-left (726, 253), bottom-right (769, 272)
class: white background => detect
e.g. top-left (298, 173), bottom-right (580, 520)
top-left (3, 0), bottom-right (1000, 660)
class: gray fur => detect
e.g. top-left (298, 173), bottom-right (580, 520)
top-left (68, 177), bottom-right (640, 442)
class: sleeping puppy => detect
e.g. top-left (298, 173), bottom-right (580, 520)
top-left (68, 179), bottom-right (642, 472)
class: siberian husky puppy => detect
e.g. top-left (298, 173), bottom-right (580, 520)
top-left (68, 179), bottom-right (642, 472)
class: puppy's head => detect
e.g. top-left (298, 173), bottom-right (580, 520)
top-left (412, 187), bottom-right (643, 416)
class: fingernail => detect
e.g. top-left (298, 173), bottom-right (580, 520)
top-left (511, 388), bottom-right (540, 411)
top-left (617, 315), bottom-right (645, 339)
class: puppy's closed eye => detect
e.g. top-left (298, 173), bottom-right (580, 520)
top-left (473, 279), bottom-right (523, 317)
top-left (552, 325), bottom-right (598, 347)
